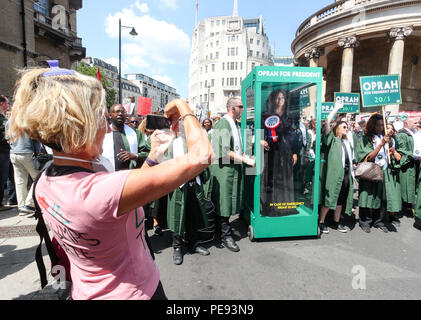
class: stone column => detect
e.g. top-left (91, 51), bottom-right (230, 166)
top-left (305, 48), bottom-right (323, 119)
top-left (387, 26), bottom-right (413, 113)
top-left (338, 36), bottom-right (359, 93)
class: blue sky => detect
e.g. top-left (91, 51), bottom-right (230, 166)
top-left (78, 0), bottom-right (332, 98)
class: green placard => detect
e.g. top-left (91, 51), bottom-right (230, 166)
top-left (334, 92), bottom-right (360, 113)
top-left (321, 102), bottom-right (334, 120)
top-left (359, 74), bottom-right (401, 108)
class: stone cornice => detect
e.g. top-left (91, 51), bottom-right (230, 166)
top-left (292, 0), bottom-right (421, 58)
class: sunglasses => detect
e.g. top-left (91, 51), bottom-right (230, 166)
top-left (130, 120), bottom-right (139, 124)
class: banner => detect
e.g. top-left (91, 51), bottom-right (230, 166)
top-left (137, 96), bottom-right (152, 116)
top-left (334, 92), bottom-right (360, 114)
top-left (360, 74), bottom-right (401, 107)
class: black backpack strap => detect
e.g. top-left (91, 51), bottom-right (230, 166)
top-left (33, 168), bottom-right (59, 289)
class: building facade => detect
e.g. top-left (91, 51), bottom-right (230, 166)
top-left (0, 0), bottom-right (86, 97)
top-left (292, 0), bottom-right (421, 116)
top-left (189, 4), bottom-right (273, 117)
top-left (126, 73), bottom-right (180, 113)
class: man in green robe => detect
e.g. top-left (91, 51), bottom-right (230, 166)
top-left (166, 127), bottom-right (215, 264)
top-left (210, 97), bottom-right (254, 252)
top-left (102, 104), bottom-right (150, 171)
top-left (396, 117), bottom-right (418, 216)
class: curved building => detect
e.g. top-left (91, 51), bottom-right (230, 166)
top-left (292, 0), bottom-right (421, 115)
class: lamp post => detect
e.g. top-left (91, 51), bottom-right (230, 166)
top-left (119, 18), bottom-right (138, 104)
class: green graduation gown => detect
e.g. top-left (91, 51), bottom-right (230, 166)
top-left (165, 140), bottom-right (209, 238)
top-left (355, 135), bottom-right (402, 212)
top-left (210, 117), bottom-right (244, 218)
top-left (396, 130), bottom-right (416, 204)
top-left (321, 131), bottom-right (354, 215)
top-left (415, 165), bottom-right (421, 219)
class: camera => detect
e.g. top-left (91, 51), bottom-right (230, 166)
top-left (146, 114), bottom-right (172, 130)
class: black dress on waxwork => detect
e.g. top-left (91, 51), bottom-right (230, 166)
top-left (260, 113), bottom-right (299, 217)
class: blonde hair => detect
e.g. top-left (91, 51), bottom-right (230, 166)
top-left (9, 67), bottom-right (106, 154)
top-left (138, 118), bottom-right (146, 134)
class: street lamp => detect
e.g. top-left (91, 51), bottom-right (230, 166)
top-left (119, 18), bottom-right (138, 104)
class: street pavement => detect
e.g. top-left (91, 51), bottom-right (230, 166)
top-left (1, 204), bottom-right (421, 300)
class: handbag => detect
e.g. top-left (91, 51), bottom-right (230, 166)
top-left (354, 158), bottom-right (383, 182)
top-left (32, 140), bottom-right (53, 170)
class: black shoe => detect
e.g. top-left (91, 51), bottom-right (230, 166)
top-left (375, 225), bottom-right (388, 233)
top-left (319, 222), bottom-right (329, 234)
top-left (221, 236), bottom-right (240, 252)
top-left (154, 225), bottom-right (163, 236)
top-left (413, 217), bottom-right (421, 231)
top-left (335, 223), bottom-right (348, 233)
top-left (360, 224), bottom-right (371, 233)
top-left (390, 216), bottom-right (400, 227)
top-left (6, 201), bottom-right (17, 207)
top-left (173, 248), bottom-right (183, 265)
top-left (194, 245), bottom-right (210, 256)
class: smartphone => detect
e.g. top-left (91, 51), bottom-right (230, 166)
top-left (146, 114), bottom-right (172, 130)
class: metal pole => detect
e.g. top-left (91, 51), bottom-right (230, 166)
top-left (119, 19), bottom-right (122, 104)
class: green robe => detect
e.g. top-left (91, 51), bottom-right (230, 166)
top-left (165, 140), bottom-right (209, 237)
top-left (321, 131), bottom-right (354, 215)
top-left (210, 117), bottom-right (244, 218)
top-left (355, 135), bottom-right (402, 211)
top-left (396, 130), bottom-right (416, 204)
top-left (415, 166), bottom-right (421, 219)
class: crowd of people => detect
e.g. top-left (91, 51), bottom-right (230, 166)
top-left (1, 63), bottom-right (420, 300)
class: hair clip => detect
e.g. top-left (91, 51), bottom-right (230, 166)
top-left (42, 60), bottom-right (76, 77)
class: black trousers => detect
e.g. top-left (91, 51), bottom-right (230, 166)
top-left (216, 215), bottom-right (232, 239)
top-left (151, 281), bottom-right (167, 300)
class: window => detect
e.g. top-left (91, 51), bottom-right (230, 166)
top-left (211, 79), bottom-right (215, 87)
top-left (230, 78), bottom-right (234, 86)
top-left (205, 94), bottom-right (208, 102)
top-left (211, 21), bottom-right (214, 27)
top-left (231, 48), bottom-right (236, 56)
top-left (216, 20), bottom-right (220, 26)
top-left (236, 47), bottom-right (238, 55)
top-left (210, 53), bottom-right (213, 59)
top-left (250, 38), bottom-right (254, 44)
top-left (216, 52), bottom-right (219, 59)
top-left (34, 0), bottom-right (50, 16)
top-left (205, 66), bottom-right (208, 73)
top-left (240, 62), bottom-right (243, 70)
top-left (211, 93), bottom-right (215, 102)
top-left (222, 78), bottom-right (224, 86)
top-left (222, 62), bottom-right (224, 71)
top-left (235, 62), bottom-right (238, 70)
top-left (257, 40), bottom-right (260, 46)
top-left (249, 50), bottom-right (253, 57)
top-left (212, 64), bottom-right (215, 72)
top-left (251, 62), bottom-right (255, 69)
top-left (230, 62), bottom-right (235, 70)
top-left (235, 78), bottom-right (237, 86)
top-left (256, 51), bottom-right (260, 58)
top-left (216, 40), bottom-right (219, 46)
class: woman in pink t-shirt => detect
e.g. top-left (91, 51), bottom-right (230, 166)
top-left (8, 64), bottom-right (214, 300)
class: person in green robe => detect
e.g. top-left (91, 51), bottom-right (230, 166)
top-left (210, 97), bottom-right (254, 253)
top-left (414, 162), bottom-right (421, 230)
top-left (318, 100), bottom-right (353, 234)
top-left (355, 113), bottom-right (395, 233)
top-left (384, 123), bottom-right (403, 227)
top-left (165, 128), bottom-right (214, 265)
top-left (395, 117), bottom-right (419, 216)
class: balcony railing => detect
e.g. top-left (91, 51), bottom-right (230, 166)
top-left (295, 0), bottom-right (388, 37)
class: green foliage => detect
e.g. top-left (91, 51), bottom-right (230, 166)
top-left (77, 62), bottom-right (117, 108)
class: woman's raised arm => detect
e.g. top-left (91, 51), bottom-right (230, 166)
top-left (117, 100), bottom-right (214, 216)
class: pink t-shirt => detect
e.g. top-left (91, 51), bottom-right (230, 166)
top-left (36, 170), bottom-right (160, 300)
